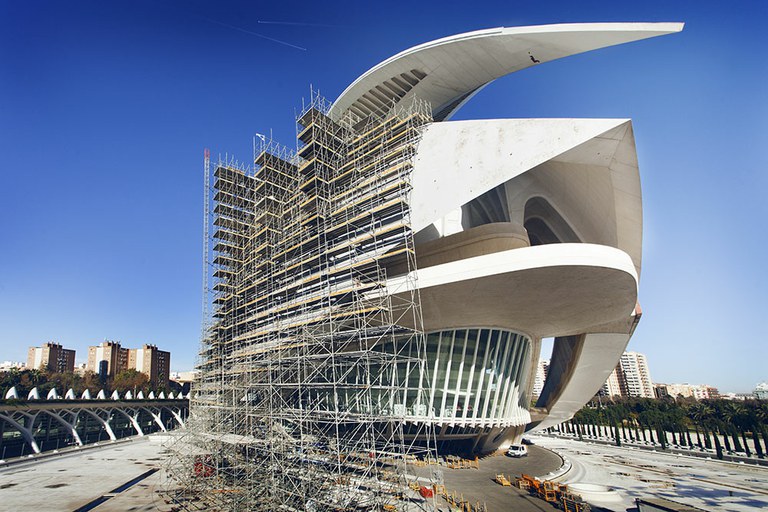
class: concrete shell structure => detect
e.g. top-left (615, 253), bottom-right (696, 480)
top-left (187, 24), bottom-right (685, 507)
top-left (330, 22), bottom-right (682, 452)
top-left (178, 21), bottom-right (683, 511)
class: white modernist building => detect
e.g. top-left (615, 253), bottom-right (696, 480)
top-left (202, 22), bottom-right (684, 458)
top-left (336, 22), bottom-right (682, 451)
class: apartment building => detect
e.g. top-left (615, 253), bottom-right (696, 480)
top-left (26, 342), bottom-right (75, 373)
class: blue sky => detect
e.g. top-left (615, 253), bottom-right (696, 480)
top-left (1, 1), bottom-right (765, 392)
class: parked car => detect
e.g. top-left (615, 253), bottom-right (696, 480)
top-left (506, 444), bottom-right (528, 457)
top-left (521, 437), bottom-right (535, 445)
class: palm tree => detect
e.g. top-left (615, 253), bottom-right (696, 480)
top-left (699, 403), bottom-right (723, 459)
top-left (721, 402), bottom-right (746, 453)
top-left (747, 401), bottom-right (765, 458)
top-left (639, 410), bottom-right (657, 445)
top-left (630, 411), bottom-right (642, 442)
top-left (688, 403), bottom-right (708, 449)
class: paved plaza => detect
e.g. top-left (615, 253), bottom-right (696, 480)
top-left (0, 436), bottom-right (173, 512)
top-left (0, 434), bottom-right (564, 512)
top-left (535, 434), bottom-right (768, 511)
top-left (3, 432), bottom-right (766, 511)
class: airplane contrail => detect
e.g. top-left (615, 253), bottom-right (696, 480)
top-left (199, 16), bottom-right (307, 51)
top-left (257, 20), bottom-right (344, 28)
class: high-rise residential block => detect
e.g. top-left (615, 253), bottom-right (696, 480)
top-left (618, 351), bottom-right (655, 398)
top-left (601, 365), bottom-right (624, 397)
top-left (86, 341), bottom-right (129, 379)
top-left (128, 344), bottom-right (171, 386)
top-left (532, 360), bottom-right (549, 398)
top-left (86, 341), bottom-right (171, 386)
top-left (26, 342), bottom-right (75, 373)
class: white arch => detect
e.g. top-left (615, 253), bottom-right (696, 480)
top-left (65, 389), bottom-right (76, 400)
top-left (4, 386), bottom-right (18, 400)
top-left (168, 407), bottom-right (185, 428)
top-left (38, 410), bottom-right (83, 446)
top-left (27, 387), bottom-right (40, 400)
top-left (111, 408), bottom-right (144, 437)
top-left (81, 389), bottom-right (92, 400)
top-left (142, 407), bottom-right (166, 432)
top-left (0, 412), bottom-right (41, 454)
top-left (79, 409), bottom-right (117, 441)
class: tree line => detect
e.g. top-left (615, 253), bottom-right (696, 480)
top-left (553, 396), bottom-right (768, 460)
top-left (0, 368), bottom-right (177, 398)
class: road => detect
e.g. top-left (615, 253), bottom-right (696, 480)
top-left (532, 434), bottom-right (768, 512)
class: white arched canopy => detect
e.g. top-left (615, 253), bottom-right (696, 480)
top-left (331, 23), bottom-right (683, 122)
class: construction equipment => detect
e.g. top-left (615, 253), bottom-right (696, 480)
top-left (515, 474), bottom-right (591, 512)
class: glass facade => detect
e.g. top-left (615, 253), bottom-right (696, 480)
top-left (344, 328), bottom-right (533, 428)
top-left (283, 328), bottom-right (532, 430)
top-left (417, 328), bottom-right (532, 428)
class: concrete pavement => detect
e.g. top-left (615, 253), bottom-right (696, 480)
top-left (535, 434), bottom-right (768, 512)
top-left (0, 436), bottom-right (173, 512)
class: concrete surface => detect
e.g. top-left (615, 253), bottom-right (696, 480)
top-left (535, 434), bottom-right (768, 511)
top-left (0, 436), bottom-right (173, 512)
top-left (545, 430), bottom-right (768, 467)
top-left (0, 433), bottom-right (565, 512)
top-left (435, 445), bottom-right (563, 511)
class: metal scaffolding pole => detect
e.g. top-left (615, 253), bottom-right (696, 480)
top-left (167, 92), bottom-right (437, 511)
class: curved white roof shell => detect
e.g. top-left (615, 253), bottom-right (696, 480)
top-left (410, 118), bottom-right (643, 276)
top-left (331, 22), bottom-right (683, 121)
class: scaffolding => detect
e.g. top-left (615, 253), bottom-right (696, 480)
top-left (167, 92), bottom-right (437, 511)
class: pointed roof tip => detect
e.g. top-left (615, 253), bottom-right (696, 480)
top-left (500, 21), bottom-right (685, 33)
top-left (331, 21), bottom-right (685, 121)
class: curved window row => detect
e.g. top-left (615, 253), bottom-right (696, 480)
top-left (267, 328), bottom-right (532, 430)
top-left (413, 328), bottom-right (532, 427)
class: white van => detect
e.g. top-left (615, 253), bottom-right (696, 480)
top-left (506, 444), bottom-right (528, 457)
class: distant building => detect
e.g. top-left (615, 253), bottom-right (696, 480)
top-left (657, 383), bottom-right (716, 400)
top-left (755, 382), bottom-right (768, 400)
top-left (87, 341), bottom-right (129, 379)
top-left (532, 360), bottom-right (549, 398)
top-left (653, 383), bottom-right (670, 399)
top-left (598, 351), bottom-right (654, 399)
top-left (601, 365), bottom-right (623, 397)
top-left (26, 342), bottom-right (75, 373)
top-left (618, 352), bottom-right (654, 398)
top-left (171, 370), bottom-right (198, 396)
top-left (129, 344), bottom-right (171, 387)
top-left (86, 340), bottom-right (171, 386)
top-left (721, 392), bottom-right (752, 401)
top-left (170, 370), bottom-right (199, 384)
top-left (0, 361), bottom-right (26, 371)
